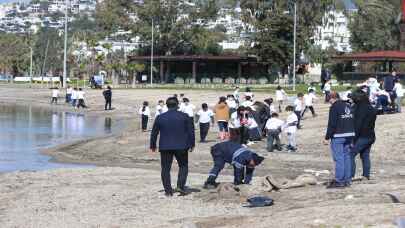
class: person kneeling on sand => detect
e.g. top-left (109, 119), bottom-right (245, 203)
top-left (204, 141), bottom-right (264, 189)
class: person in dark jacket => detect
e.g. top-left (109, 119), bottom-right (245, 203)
top-left (150, 97), bottom-right (195, 197)
top-left (350, 89), bottom-right (377, 180)
top-left (204, 141), bottom-right (265, 189)
top-left (324, 92), bottom-right (355, 188)
top-left (103, 86), bottom-right (112, 110)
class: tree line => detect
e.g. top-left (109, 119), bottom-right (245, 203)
top-left (0, 0), bottom-right (400, 81)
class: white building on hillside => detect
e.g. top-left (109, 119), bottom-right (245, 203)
top-left (313, 10), bottom-right (356, 53)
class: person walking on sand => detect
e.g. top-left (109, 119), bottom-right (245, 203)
top-left (324, 92), bottom-right (355, 189)
top-left (76, 88), bottom-right (87, 109)
top-left (214, 97), bottom-right (230, 141)
top-left (71, 87), bottom-right (78, 107)
top-left (195, 103), bottom-right (214, 143)
top-left (351, 89), bottom-right (377, 181)
top-left (150, 97), bottom-right (195, 197)
top-left (66, 86), bottom-right (73, 103)
top-left (103, 86), bottom-right (112, 110)
top-left (139, 101), bottom-right (150, 132)
top-left (51, 87), bottom-right (59, 104)
top-left (275, 86), bottom-right (287, 113)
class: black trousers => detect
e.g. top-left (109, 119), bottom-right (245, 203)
top-left (160, 150), bottom-right (189, 193)
top-left (141, 115), bottom-right (148, 130)
top-left (239, 126), bottom-right (249, 144)
top-left (302, 106), bottom-right (315, 117)
top-left (51, 97), bottom-right (57, 104)
top-left (77, 99), bottom-right (87, 108)
top-left (105, 99), bottom-right (111, 110)
top-left (199, 122), bottom-right (210, 142)
top-left (294, 111), bottom-right (302, 128)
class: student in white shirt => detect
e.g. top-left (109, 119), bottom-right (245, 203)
top-left (66, 86), bottom-right (73, 103)
top-left (275, 85), bottom-right (287, 113)
top-left (76, 88), bottom-right (87, 109)
top-left (245, 87), bottom-right (254, 100)
top-left (341, 87), bottom-right (352, 102)
top-left (294, 93), bottom-right (304, 129)
top-left (233, 86), bottom-right (240, 104)
top-left (71, 88), bottom-right (78, 107)
top-left (51, 87), bottom-right (59, 104)
top-left (180, 97), bottom-right (195, 118)
top-left (241, 96), bottom-right (254, 109)
top-left (394, 79), bottom-right (404, 113)
top-left (284, 105), bottom-right (298, 152)
top-left (195, 103), bottom-right (214, 142)
top-left (323, 80), bottom-right (332, 103)
top-left (307, 82), bottom-right (317, 94)
top-left (301, 89), bottom-right (318, 118)
top-left (265, 112), bottom-right (284, 152)
top-left (155, 100), bottom-right (168, 117)
top-left (226, 95), bottom-right (238, 113)
top-left (138, 101), bottom-right (150, 132)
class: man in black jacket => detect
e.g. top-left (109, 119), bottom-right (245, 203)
top-left (350, 89), bottom-right (377, 180)
top-left (324, 92), bottom-right (355, 188)
top-left (150, 97), bottom-right (195, 197)
top-left (103, 86), bottom-right (112, 110)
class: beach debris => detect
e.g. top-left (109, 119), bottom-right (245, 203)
top-left (385, 192), bottom-right (403, 204)
top-left (395, 217), bottom-right (405, 228)
top-left (303, 169), bottom-right (330, 177)
top-left (244, 196), bottom-right (274, 208)
top-left (263, 174), bottom-right (318, 191)
top-left (344, 195), bottom-right (354, 200)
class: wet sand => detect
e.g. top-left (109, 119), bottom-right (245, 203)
top-left (1, 85), bottom-right (405, 227)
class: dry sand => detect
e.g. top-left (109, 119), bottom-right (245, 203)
top-left (0, 85), bottom-right (405, 228)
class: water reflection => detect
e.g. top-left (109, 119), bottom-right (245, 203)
top-left (0, 104), bottom-right (121, 172)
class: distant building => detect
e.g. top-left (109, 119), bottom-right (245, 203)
top-left (313, 9), bottom-right (357, 53)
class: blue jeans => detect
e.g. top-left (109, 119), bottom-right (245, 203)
top-left (331, 137), bottom-right (352, 184)
top-left (217, 121), bottom-right (229, 132)
top-left (351, 137), bottom-right (374, 178)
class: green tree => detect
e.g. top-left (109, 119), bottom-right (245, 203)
top-left (240, 0), bottom-right (334, 67)
top-left (349, 0), bottom-right (401, 52)
top-left (0, 33), bottom-right (31, 78)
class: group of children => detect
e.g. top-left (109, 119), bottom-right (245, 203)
top-left (139, 86), bottom-right (320, 153)
top-left (50, 86), bottom-right (87, 109)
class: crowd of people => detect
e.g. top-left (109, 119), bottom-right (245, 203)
top-left (47, 72), bottom-right (403, 195)
top-left (146, 73), bottom-right (403, 194)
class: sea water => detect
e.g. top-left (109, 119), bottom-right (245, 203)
top-left (0, 104), bottom-right (122, 172)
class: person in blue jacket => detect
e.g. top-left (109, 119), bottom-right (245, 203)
top-left (150, 97), bottom-right (195, 197)
top-left (323, 91), bottom-right (355, 189)
top-left (204, 141), bottom-right (264, 189)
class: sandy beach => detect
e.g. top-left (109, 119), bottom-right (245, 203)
top-left (1, 85), bottom-right (405, 228)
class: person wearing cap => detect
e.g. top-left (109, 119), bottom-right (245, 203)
top-left (204, 141), bottom-right (265, 189)
top-left (324, 91), bottom-right (355, 189)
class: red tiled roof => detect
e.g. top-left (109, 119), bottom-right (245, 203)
top-left (333, 51), bottom-right (405, 62)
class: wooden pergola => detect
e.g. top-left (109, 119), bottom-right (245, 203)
top-left (128, 55), bottom-right (269, 83)
top-left (332, 51), bottom-right (405, 81)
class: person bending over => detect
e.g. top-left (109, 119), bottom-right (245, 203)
top-left (204, 141), bottom-right (264, 189)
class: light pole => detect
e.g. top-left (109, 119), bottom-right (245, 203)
top-left (62, 0), bottom-right (68, 89)
top-left (150, 18), bottom-right (154, 86)
top-left (292, 1), bottom-right (297, 91)
top-left (30, 47), bottom-right (33, 87)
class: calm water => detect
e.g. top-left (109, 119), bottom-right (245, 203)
top-left (0, 104), bottom-right (122, 172)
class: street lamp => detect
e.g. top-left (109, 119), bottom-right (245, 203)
top-left (293, 1), bottom-right (297, 92)
top-left (283, 1), bottom-right (297, 91)
top-left (62, 0), bottom-right (68, 89)
top-left (150, 18), bottom-right (154, 86)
